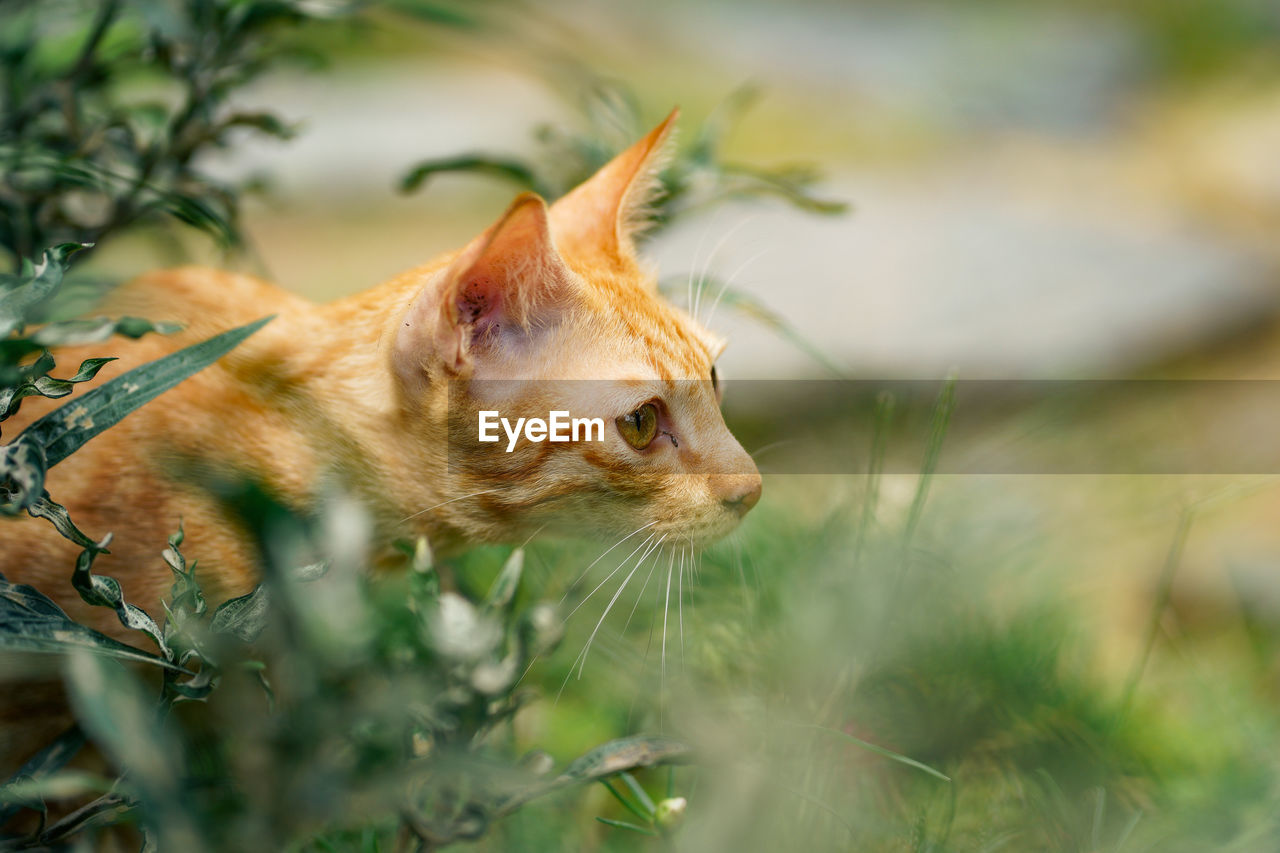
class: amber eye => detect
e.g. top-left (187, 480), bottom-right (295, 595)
top-left (710, 365), bottom-right (722, 404)
top-left (617, 403), bottom-right (659, 450)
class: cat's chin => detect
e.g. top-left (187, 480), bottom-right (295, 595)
top-left (649, 515), bottom-right (748, 551)
top-left (688, 522), bottom-right (745, 549)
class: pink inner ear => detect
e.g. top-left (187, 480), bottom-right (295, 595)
top-left (458, 276), bottom-right (498, 327)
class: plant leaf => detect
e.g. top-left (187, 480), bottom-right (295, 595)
top-left (19, 316), bottom-right (272, 468)
top-left (20, 495), bottom-right (173, 659)
top-left (0, 355), bottom-right (121, 421)
top-left (0, 435), bottom-right (46, 515)
top-left (594, 816), bottom-right (658, 836)
top-left (62, 651), bottom-right (183, 809)
top-left (68, 357), bottom-right (116, 382)
top-left (0, 726), bottom-right (86, 823)
top-left (0, 770), bottom-right (115, 805)
top-left (483, 548), bottom-right (523, 612)
top-left (210, 584), bottom-right (271, 643)
top-left (495, 736), bottom-right (692, 817)
top-left (0, 243), bottom-right (89, 338)
top-left (399, 154), bottom-right (550, 197)
top-left (0, 574), bottom-right (186, 671)
top-left (794, 723), bottom-right (951, 782)
top-left (556, 736), bottom-right (692, 785)
top-left (31, 316), bottom-right (179, 348)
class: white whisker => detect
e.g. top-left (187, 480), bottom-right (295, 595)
top-left (661, 546), bottom-right (674, 702)
top-left (559, 520), bottom-right (659, 605)
top-left (749, 439), bottom-right (795, 460)
top-left (517, 523), bottom-right (548, 549)
top-left (399, 488), bottom-right (505, 524)
top-left (621, 541), bottom-right (666, 635)
top-left (703, 246), bottom-right (771, 329)
top-left (574, 534), bottom-right (667, 678)
top-left (514, 655), bottom-right (539, 690)
top-left (693, 215), bottom-right (756, 323)
top-left (644, 546), bottom-right (673, 661)
top-left (678, 546), bottom-right (686, 672)
top-left (686, 209), bottom-right (721, 314)
top-left (732, 538), bottom-right (755, 612)
top-left (564, 531), bottom-right (657, 620)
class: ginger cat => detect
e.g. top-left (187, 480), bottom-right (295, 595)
top-left (0, 111), bottom-right (761, 640)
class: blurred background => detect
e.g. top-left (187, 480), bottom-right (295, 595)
top-left (96, 0), bottom-right (1280, 380)
top-left (11, 0), bottom-right (1280, 849)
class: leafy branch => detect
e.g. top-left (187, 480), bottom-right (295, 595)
top-left (400, 81), bottom-right (848, 232)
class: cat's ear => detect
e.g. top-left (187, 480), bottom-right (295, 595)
top-left (549, 108), bottom-right (678, 262)
top-left (396, 192), bottom-right (574, 381)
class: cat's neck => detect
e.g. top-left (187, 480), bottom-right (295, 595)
top-left (116, 264), bottom-right (478, 553)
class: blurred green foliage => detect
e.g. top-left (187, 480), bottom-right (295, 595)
top-left (2, 489), bottom-right (692, 849)
top-left (0, 0), bottom-right (508, 270)
top-left (401, 83), bottom-right (847, 230)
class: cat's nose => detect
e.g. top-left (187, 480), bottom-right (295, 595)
top-left (716, 474), bottom-right (762, 517)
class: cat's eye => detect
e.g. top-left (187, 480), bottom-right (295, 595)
top-left (710, 365), bottom-right (722, 404)
top-left (617, 403), bottom-right (659, 450)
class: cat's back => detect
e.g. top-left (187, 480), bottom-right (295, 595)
top-left (0, 266), bottom-right (321, 636)
top-left (108, 265), bottom-right (309, 335)
top-left (8, 264), bottom-right (319, 439)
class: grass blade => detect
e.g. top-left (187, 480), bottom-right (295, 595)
top-left (793, 723), bottom-right (951, 782)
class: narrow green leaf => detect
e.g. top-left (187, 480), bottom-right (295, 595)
top-left (483, 548), bottom-right (523, 612)
top-left (218, 111), bottom-right (297, 140)
top-left (63, 651), bottom-right (190, 825)
top-left (399, 154), bottom-right (549, 197)
top-left (35, 792), bottom-right (138, 847)
top-left (210, 584), bottom-right (270, 642)
top-left (601, 778), bottom-right (652, 824)
top-left (0, 726), bottom-right (85, 823)
top-left (20, 315), bottom-right (272, 468)
top-left (23, 496), bottom-right (173, 659)
top-left (0, 352), bottom-right (120, 420)
top-left (620, 770), bottom-right (656, 815)
top-left (0, 436), bottom-right (46, 514)
top-left (31, 316), bottom-right (178, 348)
top-left (30, 375), bottom-right (74, 397)
top-left (793, 723), bottom-right (951, 782)
top-left (594, 816), bottom-right (658, 836)
top-left (0, 574), bottom-right (186, 671)
top-left (0, 770), bottom-right (116, 804)
top-left (557, 736), bottom-right (692, 784)
top-left (0, 244), bottom-right (89, 338)
top-left (68, 357), bottom-right (116, 383)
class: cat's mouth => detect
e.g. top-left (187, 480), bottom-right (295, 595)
top-left (647, 479), bottom-right (763, 549)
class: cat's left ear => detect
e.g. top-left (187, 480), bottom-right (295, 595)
top-left (395, 193), bottom-right (575, 383)
top-left (549, 108), bottom-right (678, 262)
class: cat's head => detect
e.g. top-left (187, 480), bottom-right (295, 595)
top-left (394, 111), bottom-right (760, 549)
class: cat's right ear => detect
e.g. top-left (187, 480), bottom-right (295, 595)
top-left (394, 193), bottom-right (574, 384)
top-left (548, 108), bottom-right (678, 263)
